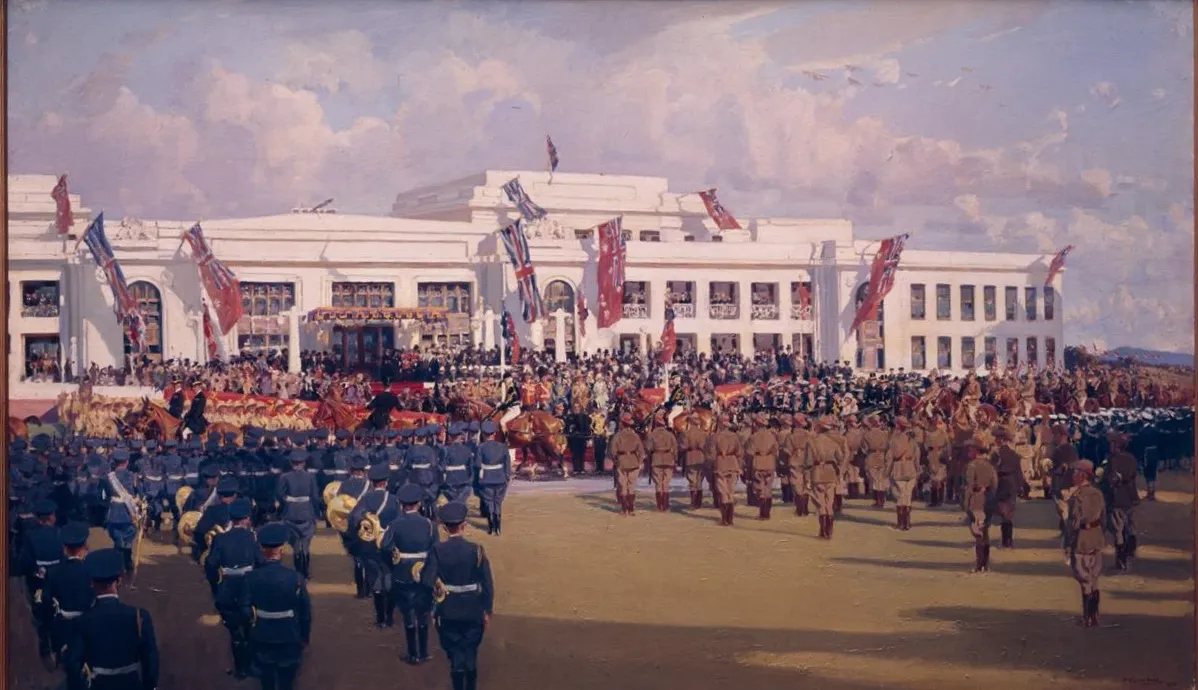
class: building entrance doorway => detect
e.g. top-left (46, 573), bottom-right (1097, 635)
top-left (332, 325), bottom-right (395, 377)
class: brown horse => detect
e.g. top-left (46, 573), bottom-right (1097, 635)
top-left (952, 400), bottom-right (1000, 427)
top-left (7, 416), bottom-right (40, 441)
top-left (450, 396), bottom-right (568, 477)
top-left (899, 389), bottom-right (955, 419)
top-left (121, 398), bottom-right (183, 440)
top-left (670, 408), bottom-right (715, 433)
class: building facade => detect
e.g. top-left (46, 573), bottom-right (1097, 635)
top-left (7, 170), bottom-right (1065, 388)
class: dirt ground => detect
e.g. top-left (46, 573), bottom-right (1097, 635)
top-left (8, 472), bottom-right (1195, 690)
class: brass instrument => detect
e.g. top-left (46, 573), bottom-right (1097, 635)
top-left (177, 510), bottom-right (203, 544)
top-left (327, 494), bottom-right (357, 534)
top-left (322, 481), bottom-right (342, 506)
top-left (175, 486), bottom-right (194, 513)
top-left (357, 512), bottom-right (384, 547)
top-left (410, 560), bottom-right (425, 580)
top-left (205, 523), bottom-right (228, 549)
top-left (436, 494), bottom-right (449, 508)
top-left (432, 578), bottom-right (448, 604)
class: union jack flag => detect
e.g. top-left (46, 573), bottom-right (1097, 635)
top-left (499, 219), bottom-right (547, 322)
top-left (596, 217), bottom-right (626, 329)
top-left (697, 188), bottom-right (742, 231)
top-left (182, 222), bottom-right (243, 334)
top-left (1045, 245), bottom-right (1074, 287)
top-left (502, 177), bottom-right (547, 222)
top-left (546, 135), bottom-right (560, 182)
top-left (81, 213), bottom-right (145, 351)
top-left (851, 233), bottom-right (910, 333)
top-left (51, 174), bottom-right (73, 234)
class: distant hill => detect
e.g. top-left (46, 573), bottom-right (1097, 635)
top-left (1099, 347), bottom-right (1194, 369)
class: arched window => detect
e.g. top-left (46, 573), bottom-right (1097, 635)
top-left (854, 282), bottom-right (884, 370)
top-left (543, 280), bottom-right (575, 314)
top-left (124, 281), bottom-right (164, 362)
top-left (542, 280), bottom-right (577, 356)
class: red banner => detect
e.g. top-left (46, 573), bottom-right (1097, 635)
top-left (697, 188), bottom-right (742, 231)
top-left (202, 308), bottom-right (219, 360)
top-left (182, 223), bottom-right (244, 334)
top-left (596, 217), bottom-right (626, 329)
top-left (52, 174), bottom-right (73, 234)
top-left (851, 234), bottom-right (909, 333)
top-left (660, 302), bottom-right (677, 364)
top-left (1045, 245), bottom-right (1074, 287)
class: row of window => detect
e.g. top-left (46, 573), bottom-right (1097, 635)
top-left (910, 335), bottom-right (1057, 370)
top-left (244, 281), bottom-right (475, 315)
top-left (620, 280), bottom-right (815, 320)
top-left (613, 332), bottom-right (816, 356)
top-left (910, 284), bottom-right (1055, 322)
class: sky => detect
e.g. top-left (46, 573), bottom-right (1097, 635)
top-left (8, 0), bottom-right (1195, 353)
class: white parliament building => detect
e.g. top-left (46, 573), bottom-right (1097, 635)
top-left (8, 170), bottom-right (1065, 388)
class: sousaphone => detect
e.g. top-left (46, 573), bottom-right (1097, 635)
top-left (175, 486), bottom-right (194, 513)
top-left (327, 493), bottom-right (358, 534)
top-left (177, 510), bottom-right (203, 544)
top-left (322, 481), bottom-right (342, 507)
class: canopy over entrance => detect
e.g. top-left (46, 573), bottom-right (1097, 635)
top-left (305, 306), bottom-right (447, 326)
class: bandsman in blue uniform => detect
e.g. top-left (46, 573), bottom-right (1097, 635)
top-left (161, 442), bottom-right (184, 527)
top-left (336, 456), bottom-right (371, 598)
top-left (276, 450), bottom-right (320, 580)
top-left (100, 449), bottom-right (141, 576)
top-left (475, 422), bottom-right (511, 536)
top-left (138, 441), bottom-right (166, 533)
top-left (19, 498), bottom-right (62, 665)
top-left (183, 465), bottom-right (222, 513)
top-left (83, 455), bottom-right (108, 526)
top-left (62, 548), bottom-right (159, 690)
top-left (442, 424), bottom-right (476, 504)
top-left (349, 463), bottom-right (401, 628)
top-left (239, 523), bottom-right (311, 690)
top-left (405, 427), bottom-right (442, 520)
top-left (193, 477), bottom-right (240, 565)
top-left (430, 501), bottom-right (495, 690)
top-left (382, 484), bottom-right (438, 664)
top-left (37, 521), bottom-right (93, 677)
top-left (205, 498), bottom-right (264, 679)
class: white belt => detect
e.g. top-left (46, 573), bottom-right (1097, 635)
top-left (411, 464), bottom-right (431, 469)
top-left (271, 469), bottom-right (282, 475)
top-left (249, 472), bottom-right (267, 477)
top-left (185, 473), bottom-right (199, 479)
top-left (36, 559), bottom-right (60, 567)
top-left (167, 475), bottom-right (184, 481)
top-left (255, 609), bottom-right (295, 619)
top-left (143, 475), bottom-right (163, 481)
top-left (328, 470), bottom-right (348, 476)
top-left (284, 496), bottom-right (310, 503)
top-left (91, 663), bottom-right (141, 676)
top-left (58, 610), bottom-right (83, 619)
top-left (446, 465), bottom-right (467, 472)
top-left (221, 566), bottom-right (252, 576)
top-left (442, 583), bottom-right (479, 594)
top-left (306, 469), bottom-right (318, 474)
top-left (389, 465), bottom-right (399, 471)
top-left (481, 464), bottom-right (503, 471)
top-left (397, 551), bottom-right (428, 560)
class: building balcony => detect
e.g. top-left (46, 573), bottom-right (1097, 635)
top-left (751, 303), bottom-right (779, 320)
top-left (672, 303), bottom-right (695, 319)
top-left (20, 306), bottom-right (60, 319)
top-left (790, 304), bottom-right (813, 320)
top-left (709, 303), bottom-right (740, 320)
top-left (622, 303), bottom-right (649, 319)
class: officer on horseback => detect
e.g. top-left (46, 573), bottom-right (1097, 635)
top-left (182, 380), bottom-right (208, 441)
top-left (167, 377), bottom-right (186, 419)
top-left (497, 373), bottom-right (522, 435)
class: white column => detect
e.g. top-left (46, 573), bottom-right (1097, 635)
top-left (286, 308), bottom-right (301, 373)
top-left (553, 309), bottom-right (567, 363)
top-left (482, 308), bottom-right (496, 349)
top-left (779, 281), bottom-right (792, 351)
top-left (530, 319), bottom-right (544, 350)
top-left (740, 282), bottom-right (753, 357)
top-left (470, 316), bottom-right (482, 348)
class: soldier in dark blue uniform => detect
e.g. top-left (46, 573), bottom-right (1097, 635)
top-left (193, 477), bottom-right (240, 564)
top-left (161, 442), bottom-right (184, 526)
top-left (405, 427), bottom-right (441, 520)
top-left (336, 456), bottom-right (371, 597)
top-left (183, 464), bottom-right (222, 513)
top-left (382, 484), bottom-right (438, 664)
top-left (19, 498), bottom-right (62, 665)
top-left (385, 431), bottom-right (408, 493)
top-left (442, 424), bottom-right (476, 504)
top-left (430, 501), bottom-right (495, 690)
top-left (475, 422), bottom-right (512, 536)
top-left (138, 442), bottom-right (167, 533)
top-left (37, 521), bottom-right (93, 675)
top-left (350, 463), bottom-right (401, 628)
top-left (205, 498), bottom-right (264, 679)
top-left (183, 380), bottom-right (209, 442)
top-left (82, 454), bottom-right (109, 527)
top-left (239, 523), bottom-right (311, 690)
top-left (100, 449), bottom-right (141, 575)
top-left (277, 450), bottom-right (320, 580)
top-left (62, 548), bottom-right (159, 690)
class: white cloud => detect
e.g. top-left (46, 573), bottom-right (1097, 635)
top-left (1089, 81), bottom-right (1122, 109)
top-left (277, 30), bottom-right (390, 98)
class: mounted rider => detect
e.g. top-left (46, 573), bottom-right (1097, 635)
top-left (663, 376), bottom-right (688, 428)
top-left (497, 373), bottom-right (522, 435)
top-left (917, 371), bottom-right (943, 418)
top-left (182, 380), bottom-right (209, 441)
top-left (959, 371), bottom-right (982, 425)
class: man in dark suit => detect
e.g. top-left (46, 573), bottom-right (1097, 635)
top-left (365, 384), bottom-right (401, 432)
top-left (183, 380), bottom-right (209, 441)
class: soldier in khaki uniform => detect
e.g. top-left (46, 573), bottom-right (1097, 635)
top-left (843, 416), bottom-right (866, 499)
top-left (710, 415), bottom-right (743, 526)
top-left (746, 413), bottom-right (780, 520)
top-left (948, 417), bottom-right (974, 504)
top-left (885, 417), bottom-right (919, 530)
top-left (990, 426), bottom-right (1023, 548)
top-left (1032, 414), bottom-right (1055, 499)
top-left (645, 412), bottom-right (679, 512)
top-left (680, 415), bottom-right (711, 509)
top-left (923, 417), bottom-right (950, 507)
top-left (737, 418), bottom-right (756, 507)
top-left (862, 416), bottom-right (890, 509)
top-left (1101, 432), bottom-right (1140, 571)
top-left (609, 413), bottom-right (646, 516)
top-left (786, 415), bottom-right (814, 517)
top-left (776, 415), bottom-right (795, 504)
top-left (805, 416), bottom-right (846, 539)
top-left (1067, 459), bottom-right (1106, 627)
top-left (963, 433), bottom-right (997, 573)
top-left (827, 418), bottom-right (851, 515)
top-left (1050, 424), bottom-right (1081, 555)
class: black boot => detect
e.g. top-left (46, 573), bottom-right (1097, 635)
top-left (485, 513), bottom-right (494, 535)
top-left (1091, 591), bottom-right (1100, 626)
top-left (982, 544), bottom-right (991, 571)
top-left (372, 594), bottom-right (386, 627)
top-left (972, 543), bottom-right (985, 572)
top-left (402, 626), bottom-right (419, 664)
top-left (451, 671), bottom-right (467, 690)
top-left (1126, 534), bottom-right (1137, 558)
top-left (233, 641), bottom-right (251, 679)
top-left (353, 564), bottom-right (366, 599)
top-left (1000, 523), bottom-right (1013, 548)
top-left (493, 514), bottom-right (501, 536)
top-left (121, 548), bottom-right (134, 576)
top-left (417, 623), bottom-right (430, 662)
top-left (466, 670), bottom-right (478, 690)
top-left (384, 594), bottom-right (395, 628)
